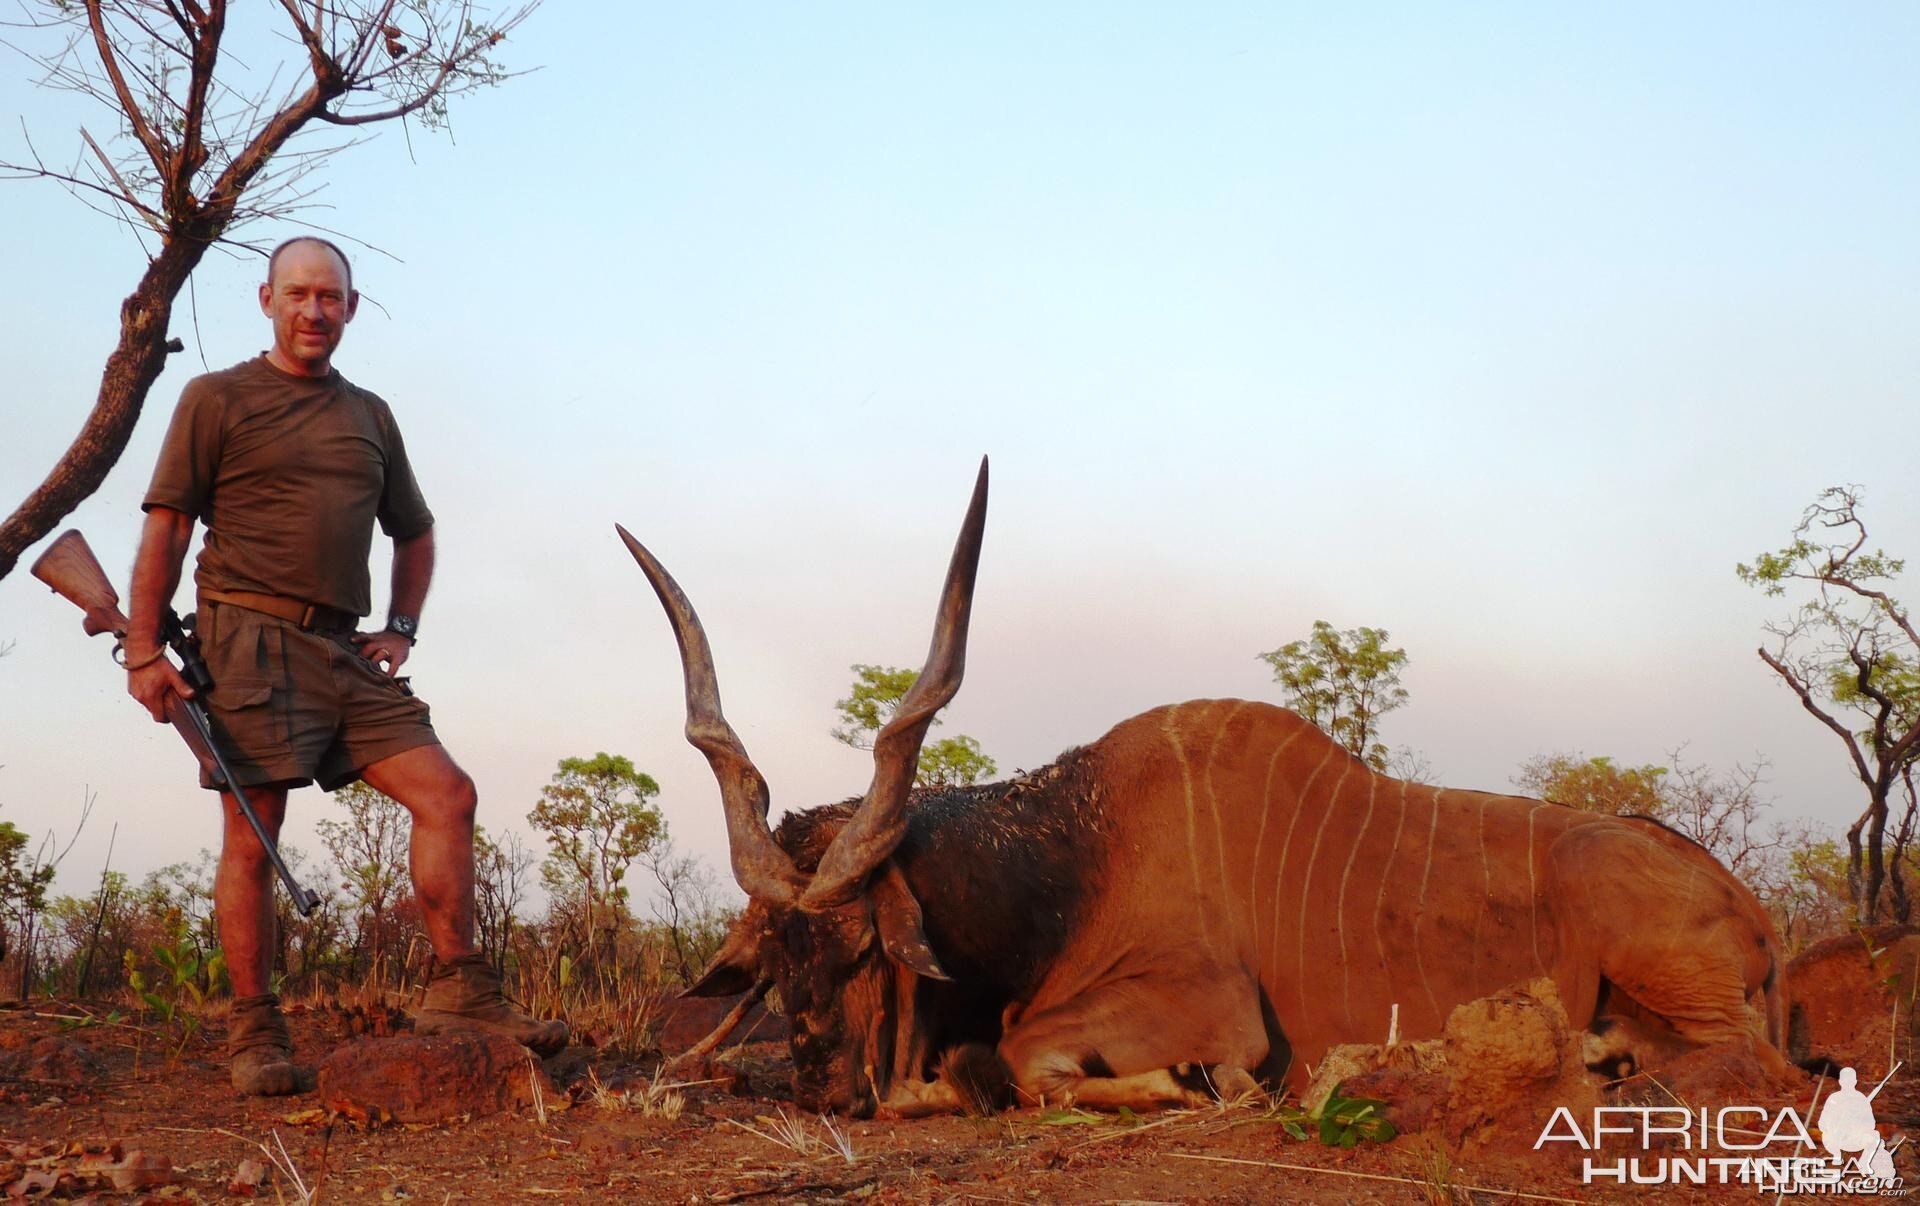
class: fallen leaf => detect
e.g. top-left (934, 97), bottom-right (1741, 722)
top-left (229, 1157), bottom-right (269, 1196)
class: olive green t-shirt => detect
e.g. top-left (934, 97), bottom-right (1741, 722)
top-left (143, 356), bottom-right (434, 618)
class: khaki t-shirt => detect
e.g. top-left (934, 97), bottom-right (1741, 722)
top-left (143, 356), bottom-right (434, 617)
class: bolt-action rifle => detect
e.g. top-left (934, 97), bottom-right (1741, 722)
top-left (31, 529), bottom-right (322, 916)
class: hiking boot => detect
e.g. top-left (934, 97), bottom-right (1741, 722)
top-left (228, 992), bottom-right (298, 1096)
top-left (414, 954), bottom-right (568, 1056)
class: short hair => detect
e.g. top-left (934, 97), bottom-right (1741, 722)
top-left (266, 236), bottom-right (354, 293)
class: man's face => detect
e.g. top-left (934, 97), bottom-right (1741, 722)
top-left (259, 242), bottom-right (357, 376)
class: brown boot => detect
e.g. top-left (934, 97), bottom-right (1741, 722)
top-left (228, 993), bottom-right (299, 1096)
top-left (414, 955), bottom-right (568, 1056)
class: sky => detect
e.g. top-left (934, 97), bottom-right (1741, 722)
top-left (2, 3), bottom-right (1917, 911)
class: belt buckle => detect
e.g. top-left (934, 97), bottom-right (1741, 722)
top-left (298, 603), bottom-right (319, 630)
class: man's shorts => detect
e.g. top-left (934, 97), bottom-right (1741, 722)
top-left (196, 599), bottom-right (439, 792)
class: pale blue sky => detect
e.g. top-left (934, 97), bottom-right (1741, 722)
top-left (3, 4), bottom-right (1916, 902)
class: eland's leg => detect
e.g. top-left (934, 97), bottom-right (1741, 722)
top-left (997, 971), bottom-right (1269, 1110)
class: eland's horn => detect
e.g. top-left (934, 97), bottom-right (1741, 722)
top-left (802, 456), bottom-right (989, 911)
top-left (619, 524), bottom-right (804, 906)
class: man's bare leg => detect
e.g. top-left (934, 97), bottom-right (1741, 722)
top-left (214, 785), bottom-right (290, 997)
top-left (214, 784), bottom-right (300, 1095)
top-left (360, 744), bottom-right (478, 959)
top-left (361, 744), bottom-right (567, 1055)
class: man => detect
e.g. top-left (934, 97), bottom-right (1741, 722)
top-left (125, 237), bottom-right (566, 1095)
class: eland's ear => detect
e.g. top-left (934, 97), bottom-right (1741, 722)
top-left (683, 923), bottom-right (761, 997)
top-left (870, 860), bottom-right (951, 982)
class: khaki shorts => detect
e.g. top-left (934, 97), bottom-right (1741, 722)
top-left (196, 599), bottom-right (439, 792)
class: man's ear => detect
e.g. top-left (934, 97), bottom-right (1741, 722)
top-left (683, 923), bottom-right (760, 997)
top-left (258, 282), bottom-right (273, 316)
top-left (343, 289), bottom-right (360, 322)
top-left (870, 860), bottom-right (950, 982)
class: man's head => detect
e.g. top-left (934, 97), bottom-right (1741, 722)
top-left (1841, 1067), bottom-right (1859, 1091)
top-left (259, 237), bottom-right (357, 377)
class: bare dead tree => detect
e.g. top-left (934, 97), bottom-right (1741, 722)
top-left (643, 840), bottom-right (727, 985)
top-left (1739, 486), bottom-right (1920, 923)
top-left (473, 825), bottom-right (531, 976)
top-left (0, 0), bottom-right (537, 579)
top-left (1658, 747), bottom-right (1788, 884)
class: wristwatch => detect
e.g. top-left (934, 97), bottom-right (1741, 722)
top-left (386, 613), bottom-right (419, 643)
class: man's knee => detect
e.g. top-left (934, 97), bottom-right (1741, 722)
top-left (416, 768), bottom-right (477, 828)
top-left (449, 770), bottom-right (478, 822)
top-left (219, 787), bottom-right (289, 861)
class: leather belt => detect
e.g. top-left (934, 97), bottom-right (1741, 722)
top-left (201, 589), bottom-right (359, 633)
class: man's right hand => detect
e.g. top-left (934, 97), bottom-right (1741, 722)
top-left (127, 649), bottom-right (195, 722)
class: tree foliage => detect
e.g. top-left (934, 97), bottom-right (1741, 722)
top-left (0, 820), bottom-right (57, 967)
top-left (1738, 485), bottom-right (1920, 923)
top-left (1259, 621), bottom-right (1410, 771)
top-left (527, 753), bottom-right (665, 969)
top-left (1513, 754), bottom-right (1667, 817)
top-left (831, 664), bottom-right (999, 788)
top-left (0, 0), bottom-right (537, 579)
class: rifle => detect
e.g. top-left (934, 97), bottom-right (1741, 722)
top-left (31, 530), bottom-right (322, 917)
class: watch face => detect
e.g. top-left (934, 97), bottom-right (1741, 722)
top-left (390, 615), bottom-right (418, 638)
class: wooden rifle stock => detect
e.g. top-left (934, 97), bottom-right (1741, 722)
top-left (31, 529), bottom-right (129, 639)
top-left (30, 529), bottom-right (221, 779)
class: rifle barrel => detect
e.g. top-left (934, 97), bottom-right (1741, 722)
top-left (179, 700), bottom-right (322, 917)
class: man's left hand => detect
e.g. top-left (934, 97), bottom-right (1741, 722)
top-left (352, 630), bottom-right (413, 676)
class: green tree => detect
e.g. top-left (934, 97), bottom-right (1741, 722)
top-left (527, 753), bottom-right (665, 968)
top-left (0, 820), bottom-right (55, 973)
top-left (1259, 622), bottom-right (1409, 771)
top-left (831, 664), bottom-right (999, 788)
top-left (1738, 486), bottom-right (1920, 923)
top-left (1513, 754), bottom-right (1667, 816)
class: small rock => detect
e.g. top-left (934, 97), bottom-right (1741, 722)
top-left (0, 1036), bottom-right (107, 1084)
top-left (317, 1033), bottom-right (556, 1126)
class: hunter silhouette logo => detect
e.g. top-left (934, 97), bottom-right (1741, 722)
top-left (1535, 1062), bottom-right (1906, 1192)
top-left (1819, 1067), bottom-right (1898, 1182)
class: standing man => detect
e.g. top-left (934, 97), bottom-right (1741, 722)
top-left (125, 237), bottom-right (566, 1095)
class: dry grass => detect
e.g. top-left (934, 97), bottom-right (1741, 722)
top-left (725, 1107), bottom-right (859, 1164)
top-left (526, 1053), bottom-right (550, 1125)
top-left (511, 953), bottom-right (677, 1060)
top-left (583, 1067), bottom-right (689, 1121)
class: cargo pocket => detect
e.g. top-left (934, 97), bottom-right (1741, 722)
top-left (207, 676), bottom-right (288, 754)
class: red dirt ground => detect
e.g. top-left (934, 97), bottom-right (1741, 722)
top-left (0, 998), bottom-right (1898, 1203)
